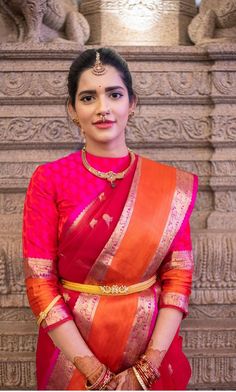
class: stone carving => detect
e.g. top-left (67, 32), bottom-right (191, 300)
top-left (0, 194), bottom-right (24, 214)
top-left (188, 304), bottom-right (236, 319)
top-left (212, 72), bottom-right (236, 96)
top-left (0, 0), bottom-right (90, 44)
top-left (0, 361), bottom-right (36, 388)
top-left (133, 71), bottom-right (211, 96)
top-left (0, 334), bottom-right (37, 352)
top-left (0, 118), bottom-right (79, 144)
top-left (189, 356), bottom-right (236, 386)
top-left (0, 249), bottom-right (9, 294)
top-left (0, 115), bottom-right (236, 147)
top-left (188, 0), bottom-right (236, 45)
top-left (0, 71), bottom-right (212, 99)
top-left (215, 192), bottom-right (236, 212)
top-left (212, 116), bottom-right (236, 141)
top-left (0, 72), bottom-right (67, 97)
top-left (127, 116), bottom-right (211, 144)
top-left (0, 308), bottom-right (35, 321)
top-left (182, 329), bottom-right (236, 350)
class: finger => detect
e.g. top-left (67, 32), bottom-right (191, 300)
top-left (105, 380), bottom-right (118, 390)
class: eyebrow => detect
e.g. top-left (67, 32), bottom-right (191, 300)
top-left (78, 86), bottom-right (125, 97)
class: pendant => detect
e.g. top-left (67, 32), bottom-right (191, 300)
top-left (111, 181), bottom-right (116, 188)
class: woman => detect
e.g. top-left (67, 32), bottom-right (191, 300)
top-left (23, 47), bottom-right (198, 390)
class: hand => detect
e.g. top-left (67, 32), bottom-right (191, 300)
top-left (105, 368), bottom-right (142, 390)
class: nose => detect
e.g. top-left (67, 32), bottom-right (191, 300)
top-left (96, 96), bottom-right (110, 115)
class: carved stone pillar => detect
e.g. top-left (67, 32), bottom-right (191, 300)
top-left (80, 0), bottom-right (197, 46)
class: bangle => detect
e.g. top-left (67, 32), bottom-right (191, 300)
top-left (134, 355), bottom-right (160, 389)
top-left (85, 365), bottom-right (114, 390)
top-left (141, 354), bottom-right (161, 379)
top-left (132, 366), bottom-right (147, 390)
top-left (98, 369), bottom-right (114, 390)
top-left (37, 295), bottom-right (61, 326)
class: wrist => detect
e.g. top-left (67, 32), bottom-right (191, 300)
top-left (73, 354), bottom-right (102, 381)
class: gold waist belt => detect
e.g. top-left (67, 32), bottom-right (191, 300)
top-left (61, 275), bottom-right (156, 296)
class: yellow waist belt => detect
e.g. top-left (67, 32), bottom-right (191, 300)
top-left (61, 275), bottom-right (156, 296)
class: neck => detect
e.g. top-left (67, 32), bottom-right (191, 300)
top-left (84, 142), bottom-right (129, 158)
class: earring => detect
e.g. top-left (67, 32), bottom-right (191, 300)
top-left (80, 129), bottom-right (86, 145)
top-left (72, 117), bottom-right (81, 128)
top-left (128, 111), bottom-right (135, 120)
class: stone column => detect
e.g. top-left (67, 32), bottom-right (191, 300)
top-left (80, 0), bottom-right (197, 46)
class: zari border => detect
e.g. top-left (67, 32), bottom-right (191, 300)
top-left (161, 250), bottom-right (194, 274)
top-left (121, 287), bottom-right (157, 369)
top-left (159, 292), bottom-right (189, 314)
top-left (142, 169), bottom-right (194, 280)
top-left (44, 303), bottom-right (71, 328)
top-left (85, 157), bottom-right (142, 283)
top-left (73, 294), bottom-right (100, 341)
top-left (46, 351), bottom-right (74, 390)
top-left (24, 257), bottom-right (55, 279)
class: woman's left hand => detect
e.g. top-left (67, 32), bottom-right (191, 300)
top-left (105, 368), bottom-right (141, 390)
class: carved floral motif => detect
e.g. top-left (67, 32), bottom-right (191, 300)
top-left (0, 361), bottom-right (35, 388)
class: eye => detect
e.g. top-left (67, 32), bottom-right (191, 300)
top-left (110, 92), bottom-right (123, 99)
top-left (80, 95), bottom-right (95, 103)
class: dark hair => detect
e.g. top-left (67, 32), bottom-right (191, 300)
top-left (67, 47), bottom-right (135, 108)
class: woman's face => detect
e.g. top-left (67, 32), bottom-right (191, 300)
top-left (70, 65), bottom-right (135, 156)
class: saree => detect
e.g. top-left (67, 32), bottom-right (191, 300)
top-left (23, 151), bottom-right (198, 390)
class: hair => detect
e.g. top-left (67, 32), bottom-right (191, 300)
top-left (67, 47), bottom-right (135, 108)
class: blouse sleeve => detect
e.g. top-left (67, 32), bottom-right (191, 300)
top-left (158, 173), bottom-right (198, 317)
top-left (23, 165), bottom-right (73, 332)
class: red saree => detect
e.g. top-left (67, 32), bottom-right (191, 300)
top-left (23, 150), bottom-right (198, 390)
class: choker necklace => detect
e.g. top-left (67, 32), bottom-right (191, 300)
top-left (81, 147), bottom-right (135, 188)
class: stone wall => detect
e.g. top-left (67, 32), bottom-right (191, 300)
top-left (0, 43), bottom-right (236, 390)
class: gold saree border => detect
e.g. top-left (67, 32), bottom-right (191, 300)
top-left (47, 351), bottom-right (74, 390)
top-left (159, 292), bottom-right (189, 314)
top-left (85, 158), bottom-right (141, 283)
top-left (161, 250), bottom-right (194, 274)
top-left (73, 293), bottom-right (100, 341)
top-left (121, 286), bottom-right (157, 369)
top-left (142, 169), bottom-right (194, 279)
top-left (24, 257), bottom-right (55, 279)
top-left (44, 303), bottom-right (70, 328)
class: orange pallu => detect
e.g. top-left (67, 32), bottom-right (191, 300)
top-left (24, 153), bottom-right (198, 390)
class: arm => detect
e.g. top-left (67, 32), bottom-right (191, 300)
top-left (23, 165), bottom-right (110, 385)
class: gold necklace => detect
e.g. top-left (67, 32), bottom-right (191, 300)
top-left (81, 147), bottom-right (135, 188)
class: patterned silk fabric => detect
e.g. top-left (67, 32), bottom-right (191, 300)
top-left (23, 150), bottom-right (198, 390)
top-left (23, 150), bottom-right (133, 330)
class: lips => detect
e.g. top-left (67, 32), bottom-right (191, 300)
top-left (92, 120), bottom-right (116, 125)
top-left (92, 119), bottom-right (116, 129)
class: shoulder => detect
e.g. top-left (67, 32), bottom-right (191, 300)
top-left (28, 151), bottom-right (81, 193)
top-left (31, 150), bottom-right (80, 179)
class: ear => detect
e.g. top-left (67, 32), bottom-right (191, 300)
top-left (67, 99), bottom-right (77, 121)
top-left (129, 94), bottom-right (137, 113)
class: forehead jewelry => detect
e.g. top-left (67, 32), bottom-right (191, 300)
top-left (92, 52), bottom-right (106, 76)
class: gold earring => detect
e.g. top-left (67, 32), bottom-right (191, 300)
top-left (128, 111), bottom-right (135, 120)
top-left (72, 117), bottom-right (81, 128)
top-left (80, 128), bottom-right (86, 144)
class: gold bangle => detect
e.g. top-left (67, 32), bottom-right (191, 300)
top-left (37, 295), bottom-right (61, 326)
top-left (132, 366), bottom-right (147, 390)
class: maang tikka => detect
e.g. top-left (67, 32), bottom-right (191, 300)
top-left (92, 52), bottom-right (106, 76)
